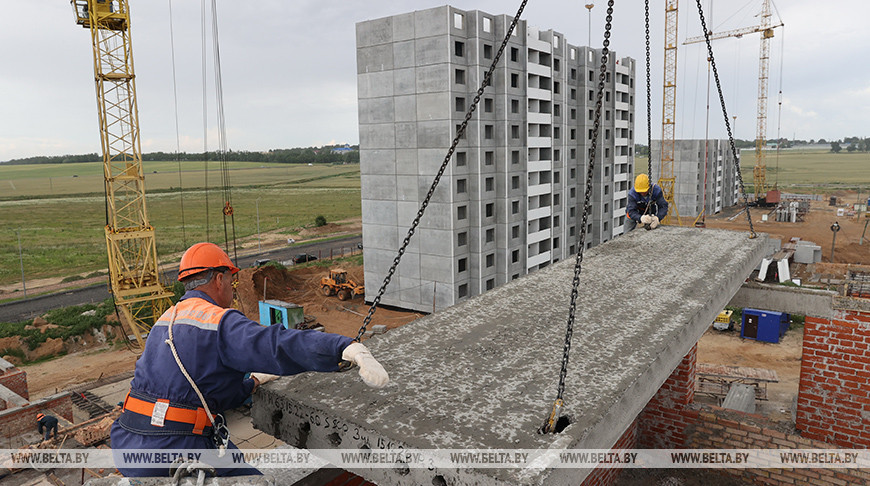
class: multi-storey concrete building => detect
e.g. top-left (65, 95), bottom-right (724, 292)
top-left (651, 139), bottom-right (740, 222)
top-left (357, 5), bottom-right (635, 312)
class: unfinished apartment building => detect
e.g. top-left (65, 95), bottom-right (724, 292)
top-left (651, 139), bottom-right (740, 222)
top-left (357, 5), bottom-right (635, 312)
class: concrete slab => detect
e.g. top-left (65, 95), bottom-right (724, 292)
top-left (252, 227), bottom-right (768, 485)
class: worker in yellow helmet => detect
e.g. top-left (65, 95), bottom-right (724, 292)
top-left (626, 174), bottom-right (668, 231)
top-left (111, 242), bottom-right (388, 477)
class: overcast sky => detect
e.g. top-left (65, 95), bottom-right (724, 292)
top-left (1, 0), bottom-right (866, 161)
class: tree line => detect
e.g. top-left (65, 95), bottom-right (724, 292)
top-left (1, 145), bottom-right (359, 165)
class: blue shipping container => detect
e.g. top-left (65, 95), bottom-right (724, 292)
top-left (741, 308), bottom-right (789, 343)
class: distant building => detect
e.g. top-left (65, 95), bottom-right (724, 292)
top-left (357, 5), bottom-right (635, 313)
top-left (331, 145), bottom-right (356, 154)
top-left (651, 139), bottom-right (740, 221)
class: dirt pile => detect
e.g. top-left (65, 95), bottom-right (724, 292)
top-left (234, 262), bottom-right (421, 339)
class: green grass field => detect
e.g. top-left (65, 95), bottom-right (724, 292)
top-left (0, 161), bottom-right (359, 199)
top-left (0, 162), bottom-right (361, 286)
top-left (638, 148), bottom-right (870, 190)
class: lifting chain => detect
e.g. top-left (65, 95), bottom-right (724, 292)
top-left (350, 0), bottom-right (530, 343)
top-left (644, 0), bottom-right (653, 185)
top-left (694, 0), bottom-right (757, 239)
top-left (541, 0), bottom-right (615, 434)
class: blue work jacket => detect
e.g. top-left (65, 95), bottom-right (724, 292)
top-left (111, 290), bottom-right (352, 476)
top-left (626, 184), bottom-right (669, 224)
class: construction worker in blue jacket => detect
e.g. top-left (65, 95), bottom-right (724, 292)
top-left (110, 242), bottom-right (388, 477)
top-left (625, 173), bottom-right (668, 231)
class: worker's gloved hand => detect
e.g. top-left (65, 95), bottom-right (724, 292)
top-left (251, 372), bottom-right (280, 386)
top-left (640, 215), bottom-right (653, 225)
top-left (650, 216), bottom-right (660, 229)
top-left (342, 343), bottom-right (389, 388)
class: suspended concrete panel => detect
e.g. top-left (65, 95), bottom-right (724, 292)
top-left (251, 227), bottom-right (768, 486)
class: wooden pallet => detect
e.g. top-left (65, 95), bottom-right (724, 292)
top-left (696, 363), bottom-right (779, 402)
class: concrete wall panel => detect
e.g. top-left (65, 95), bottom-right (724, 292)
top-left (416, 118), bottom-right (451, 149)
top-left (359, 149), bottom-right (396, 176)
top-left (357, 71), bottom-right (394, 99)
top-left (415, 63), bottom-right (450, 93)
top-left (357, 44), bottom-right (394, 74)
top-left (359, 124), bottom-right (396, 150)
top-left (358, 97), bottom-right (394, 125)
top-left (394, 94), bottom-right (417, 122)
top-left (393, 68), bottom-right (417, 96)
top-left (392, 40), bottom-right (416, 69)
top-left (392, 12), bottom-right (416, 42)
top-left (414, 7), bottom-right (449, 38)
top-left (356, 18), bottom-right (392, 48)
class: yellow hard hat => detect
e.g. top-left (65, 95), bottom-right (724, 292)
top-left (634, 174), bottom-right (650, 193)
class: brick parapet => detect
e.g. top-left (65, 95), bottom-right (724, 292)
top-left (796, 311), bottom-right (870, 448)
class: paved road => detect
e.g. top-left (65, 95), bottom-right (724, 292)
top-left (0, 235), bottom-right (362, 323)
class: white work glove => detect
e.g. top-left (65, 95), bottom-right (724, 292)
top-left (650, 215), bottom-right (660, 229)
top-left (640, 215), bottom-right (653, 225)
top-left (251, 372), bottom-right (280, 388)
top-left (342, 342), bottom-right (389, 388)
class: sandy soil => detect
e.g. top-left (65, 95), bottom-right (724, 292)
top-left (24, 346), bottom-right (139, 400)
top-left (705, 195), bottom-right (869, 266)
top-left (696, 323), bottom-right (803, 423)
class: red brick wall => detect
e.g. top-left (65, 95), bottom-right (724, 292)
top-left (689, 407), bottom-right (870, 486)
top-left (797, 311), bottom-right (870, 448)
top-left (0, 393), bottom-right (73, 438)
top-left (638, 343), bottom-right (699, 448)
top-left (580, 419), bottom-right (638, 486)
top-left (0, 367), bottom-right (29, 400)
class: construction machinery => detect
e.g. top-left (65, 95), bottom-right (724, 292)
top-left (71, 0), bottom-right (173, 349)
top-left (684, 0), bottom-right (784, 203)
top-left (321, 269), bottom-right (364, 301)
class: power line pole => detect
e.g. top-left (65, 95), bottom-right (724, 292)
top-left (585, 4), bottom-right (594, 47)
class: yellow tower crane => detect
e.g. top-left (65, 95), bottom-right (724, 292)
top-left (658, 0), bottom-right (682, 226)
top-left (71, 0), bottom-right (173, 349)
top-left (684, 0), bottom-right (784, 203)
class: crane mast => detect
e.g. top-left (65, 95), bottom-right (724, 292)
top-left (684, 0), bottom-right (783, 202)
top-left (658, 0), bottom-right (682, 225)
top-left (71, 0), bottom-right (172, 348)
top-left (753, 0), bottom-right (774, 201)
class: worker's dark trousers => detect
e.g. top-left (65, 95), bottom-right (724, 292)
top-left (44, 423), bottom-right (57, 441)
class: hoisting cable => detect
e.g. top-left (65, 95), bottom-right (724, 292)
top-left (168, 0), bottom-right (187, 248)
top-left (200, 0), bottom-right (210, 243)
top-left (773, 26), bottom-right (785, 188)
top-left (208, 0), bottom-right (239, 265)
top-left (346, 0), bottom-right (529, 346)
top-left (540, 0), bottom-right (615, 435)
top-left (693, 0), bottom-right (757, 239)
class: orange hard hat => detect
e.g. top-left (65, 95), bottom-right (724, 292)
top-left (37, 413), bottom-right (45, 421)
top-left (178, 243), bottom-right (240, 281)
